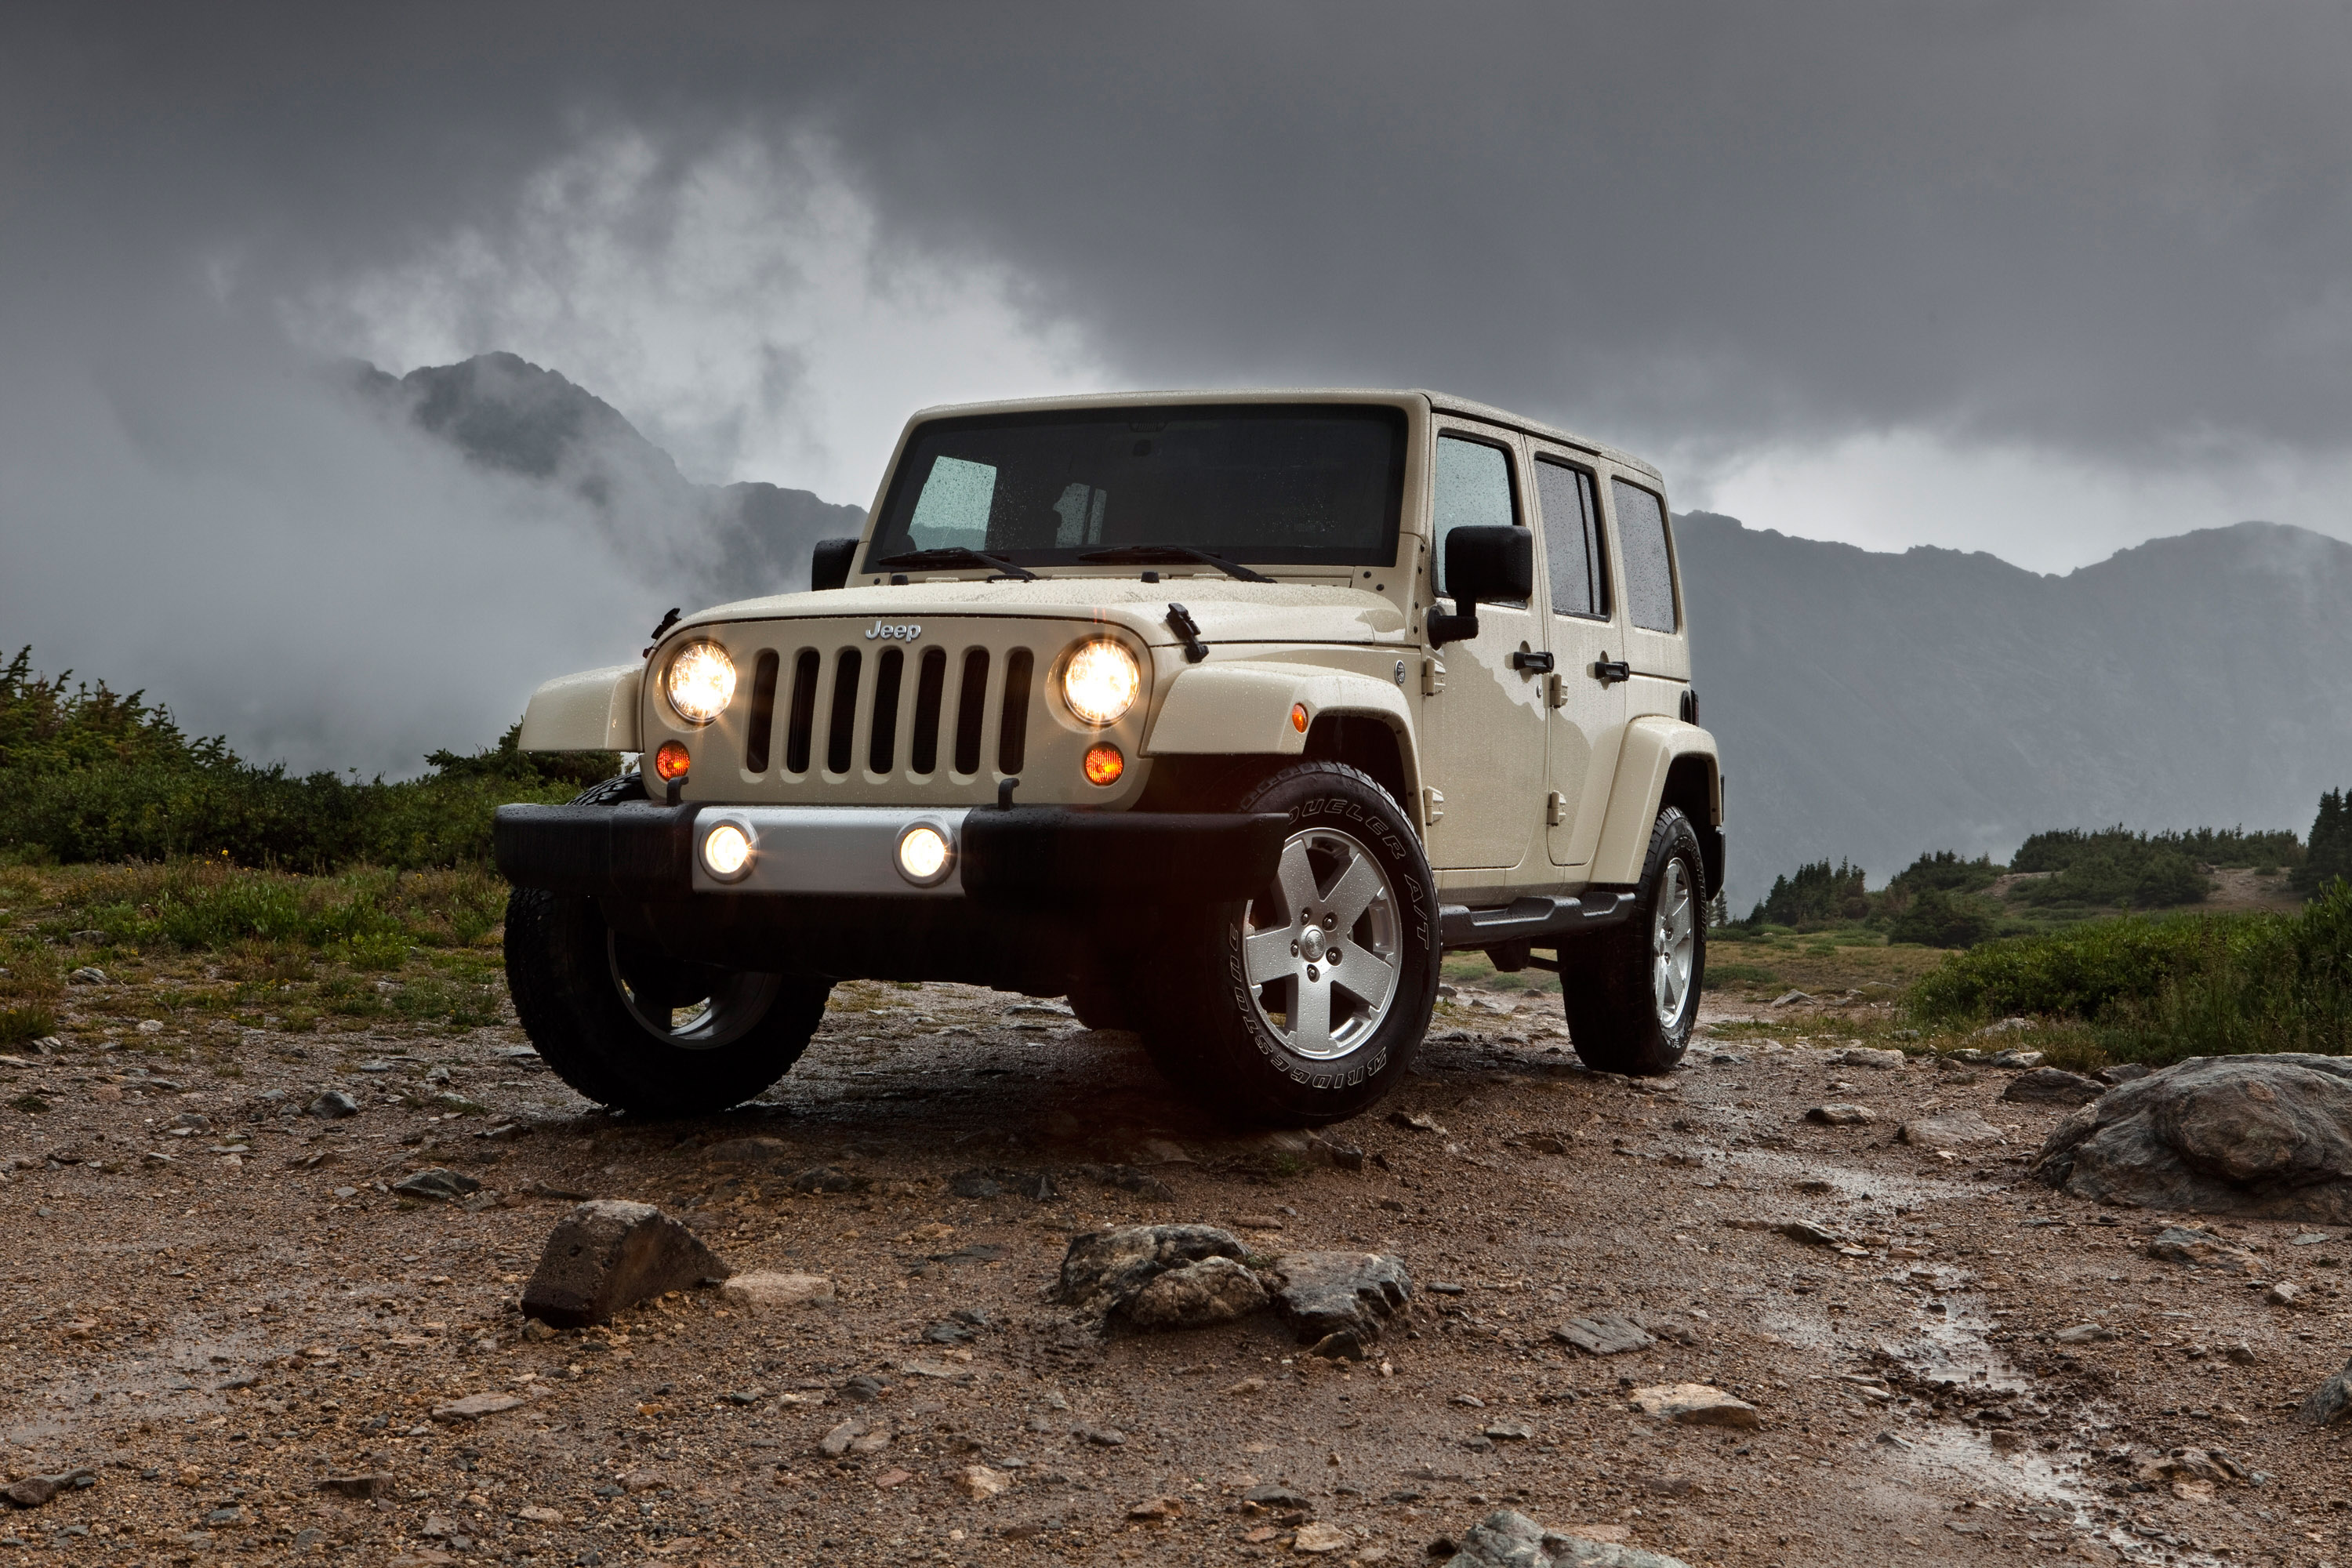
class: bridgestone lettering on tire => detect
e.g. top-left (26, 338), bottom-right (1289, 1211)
top-left (1560, 805), bottom-right (1707, 1076)
top-left (1143, 762), bottom-right (1439, 1126)
top-left (503, 775), bottom-right (832, 1118)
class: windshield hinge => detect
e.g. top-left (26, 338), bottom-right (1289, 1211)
top-left (1166, 603), bottom-right (1209, 663)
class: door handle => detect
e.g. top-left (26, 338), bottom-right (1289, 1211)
top-left (1508, 650), bottom-right (1554, 673)
top-left (1591, 654), bottom-right (1632, 686)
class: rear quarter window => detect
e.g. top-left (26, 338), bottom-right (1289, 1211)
top-left (1612, 478), bottom-right (1678, 633)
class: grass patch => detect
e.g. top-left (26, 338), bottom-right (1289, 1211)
top-left (1905, 880), bottom-right (2352, 1065)
top-left (0, 1003), bottom-right (56, 1044)
top-left (1701, 962), bottom-right (1781, 993)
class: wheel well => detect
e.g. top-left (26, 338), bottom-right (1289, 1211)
top-left (1662, 755), bottom-right (1722, 897)
top-left (1305, 714), bottom-right (1410, 814)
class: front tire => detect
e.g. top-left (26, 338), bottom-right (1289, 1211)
top-left (1142, 762), bottom-right (1439, 1126)
top-left (1560, 806), bottom-right (1705, 1076)
top-left (503, 777), bottom-right (832, 1118)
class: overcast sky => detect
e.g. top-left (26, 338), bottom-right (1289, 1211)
top-left (7, 2), bottom-right (2352, 767)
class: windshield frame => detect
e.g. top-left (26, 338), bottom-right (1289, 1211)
top-left (859, 401), bottom-right (1410, 577)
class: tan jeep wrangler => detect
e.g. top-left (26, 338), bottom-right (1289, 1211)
top-left (495, 390), bottom-right (1723, 1125)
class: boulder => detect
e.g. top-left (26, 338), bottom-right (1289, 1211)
top-left (2302, 1355), bottom-right (2352, 1425)
top-left (1628, 1383), bottom-right (1760, 1428)
top-left (393, 1167), bottom-right (480, 1202)
top-left (1054, 1224), bottom-right (1248, 1319)
top-left (1897, 1109), bottom-right (2003, 1147)
top-left (1122, 1257), bottom-right (1269, 1330)
top-left (521, 1200), bottom-right (731, 1328)
top-left (1265, 1250), bottom-right (1414, 1345)
top-left (2002, 1067), bottom-right (2104, 1105)
top-left (1552, 1313), bottom-right (1655, 1356)
top-left (2033, 1054), bottom-right (2352, 1221)
top-left (1442, 1508), bottom-right (1693, 1568)
top-left (720, 1271), bottom-right (835, 1309)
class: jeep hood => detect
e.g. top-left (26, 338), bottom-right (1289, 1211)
top-left (684, 580), bottom-right (1413, 647)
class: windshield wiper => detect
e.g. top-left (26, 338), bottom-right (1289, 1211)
top-left (1077, 546), bottom-right (1272, 583)
top-left (871, 546), bottom-right (1038, 581)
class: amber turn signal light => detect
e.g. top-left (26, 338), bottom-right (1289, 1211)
top-left (1083, 743), bottom-right (1124, 786)
top-left (1290, 702), bottom-right (1309, 734)
top-left (654, 740), bottom-right (691, 782)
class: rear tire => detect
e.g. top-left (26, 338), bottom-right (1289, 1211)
top-left (1559, 806), bottom-right (1705, 1076)
top-left (1142, 761), bottom-right (1439, 1126)
top-left (503, 775), bottom-right (832, 1117)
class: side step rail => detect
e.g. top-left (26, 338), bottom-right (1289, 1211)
top-left (1436, 890), bottom-right (1637, 952)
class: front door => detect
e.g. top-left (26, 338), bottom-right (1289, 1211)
top-left (1530, 448), bottom-right (1630, 869)
top-left (1421, 424), bottom-right (1551, 873)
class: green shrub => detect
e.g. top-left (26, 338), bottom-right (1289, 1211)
top-left (0, 648), bottom-right (608, 871)
top-left (0, 1004), bottom-right (56, 1044)
top-left (1907, 881), bottom-right (2352, 1062)
top-left (1884, 887), bottom-right (1998, 948)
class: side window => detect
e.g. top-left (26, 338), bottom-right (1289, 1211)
top-left (1612, 478), bottom-right (1678, 632)
top-left (1432, 435), bottom-right (1519, 601)
top-left (1534, 458), bottom-right (1606, 619)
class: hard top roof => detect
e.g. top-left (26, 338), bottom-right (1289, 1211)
top-left (898, 388), bottom-right (1664, 485)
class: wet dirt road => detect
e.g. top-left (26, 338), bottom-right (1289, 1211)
top-left (2, 979), bottom-right (2347, 1566)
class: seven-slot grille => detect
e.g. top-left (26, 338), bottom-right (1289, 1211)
top-left (735, 624), bottom-right (1036, 793)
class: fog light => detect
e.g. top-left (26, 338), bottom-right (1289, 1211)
top-left (1083, 743), bottom-right (1124, 786)
top-left (655, 741), bottom-right (691, 781)
top-left (895, 822), bottom-right (954, 886)
top-left (701, 820), bottom-right (754, 880)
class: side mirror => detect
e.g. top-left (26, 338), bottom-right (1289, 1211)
top-left (1428, 526), bottom-right (1532, 647)
top-left (810, 538), bottom-right (860, 592)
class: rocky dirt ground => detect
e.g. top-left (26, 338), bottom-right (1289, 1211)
top-left (5, 968), bottom-right (2352, 1568)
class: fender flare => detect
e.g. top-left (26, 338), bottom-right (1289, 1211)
top-left (1142, 661), bottom-right (1417, 763)
top-left (1588, 717), bottom-right (1721, 887)
top-left (517, 664), bottom-right (643, 752)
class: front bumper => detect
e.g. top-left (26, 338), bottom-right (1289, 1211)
top-left (492, 801), bottom-right (1289, 908)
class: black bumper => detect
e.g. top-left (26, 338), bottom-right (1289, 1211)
top-left (491, 801), bottom-right (1290, 907)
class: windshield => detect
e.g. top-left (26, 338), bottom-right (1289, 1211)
top-left (862, 403), bottom-right (1406, 574)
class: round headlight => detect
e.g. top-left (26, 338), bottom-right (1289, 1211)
top-left (665, 641), bottom-right (736, 725)
top-left (701, 820), bottom-right (754, 880)
top-left (895, 822), bottom-right (954, 887)
top-left (1062, 638), bottom-right (1141, 727)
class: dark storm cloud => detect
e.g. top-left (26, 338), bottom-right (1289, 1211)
top-left (8, 2), bottom-right (2352, 768)
top-left (13, 1), bottom-right (2352, 462)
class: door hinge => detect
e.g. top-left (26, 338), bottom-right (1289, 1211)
top-left (1546, 790), bottom-right (1567, 826)
top-left (1421, 657), bottom-right (1445, 695)
top-left (1545, 671), bottom-right (1567, 709)
top-left (1422, 786), bottom-right (1446, 826)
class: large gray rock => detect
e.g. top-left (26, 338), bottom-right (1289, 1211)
top-left (2033, 1054), bottom-right (2352, 1221)
top-left (2302, 1355), bottom-right (2352, 1425)
top-left (1054, 1224), bottom-right (1248, 1320)
top-left (521, 1200), bottom-right (731, 1328)
top-left (1443, 1508), bottom-right (1692, 1568)
top-left (1265, 1250), bottom-right (1414, 1345)
top-left (2002, 1066), bottom-right (2105, 1105)
top-left (1123, 1257), bottom-right (1269, 1329)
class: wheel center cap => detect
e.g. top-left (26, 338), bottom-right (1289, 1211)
top-left (1299, 925), bottom-right (1328, 964)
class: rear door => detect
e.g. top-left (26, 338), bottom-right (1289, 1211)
top-left (1420, 422), bottom-right (1551, 873)
top-left (1533, 448), bottom-right (1630, 869)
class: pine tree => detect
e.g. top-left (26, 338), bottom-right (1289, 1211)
top-left (2296, 788), bottom-right (2352, 895)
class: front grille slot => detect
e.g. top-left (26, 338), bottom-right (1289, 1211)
top-left (997, 649), bottom-right (1033, 775)
top-left (784, 649), bottom-right (820, 774)
top-left (910, 648), bottom-right (946, 776)
top-left (869, 648), bottom-right (904, 774)
top-left (953, 650), bottom-right (991, 776)
top-left (742, 650), bottom-right (781, 774)
top-left (826, 648), bottom-right (862, 775)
